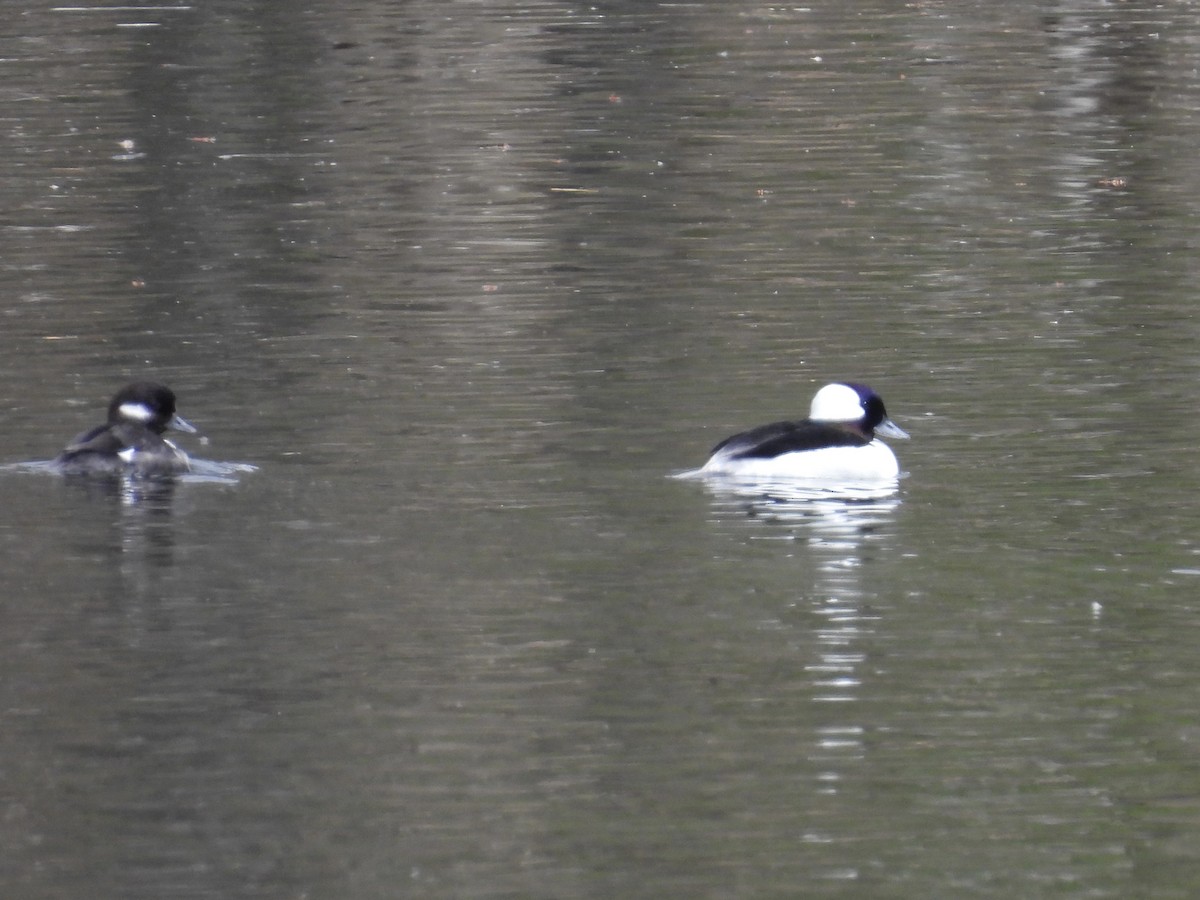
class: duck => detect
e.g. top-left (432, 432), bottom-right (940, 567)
top-left (698, 382), bottom-right (908, 484)
top-left (55, 382), bottom-right (197, 477)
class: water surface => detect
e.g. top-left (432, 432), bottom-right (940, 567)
top-left (2, 1), bottom-right (1200, 897)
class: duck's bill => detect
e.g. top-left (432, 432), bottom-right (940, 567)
top-left (877, 419), bottom-right (909, 440)
top-left (168, 414), bottom-right (199, 434)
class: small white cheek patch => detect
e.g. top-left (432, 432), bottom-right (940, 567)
top-left (118, 402), bottom-right (154, 423)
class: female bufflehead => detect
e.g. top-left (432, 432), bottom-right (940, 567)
top-left (55, 382), bottom-right (197, 477)
top-left (699, 382), bottom-right (909, 484)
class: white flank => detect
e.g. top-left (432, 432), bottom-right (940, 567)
top-left (700, 440), bottom-right (901, 484)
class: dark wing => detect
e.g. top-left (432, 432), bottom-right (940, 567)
top-left (59, 424), bottom-right (125, 459)
top-left (57, 423), bottom-right (187, 476)
top-left (710, 419), bottom-right (868, 460)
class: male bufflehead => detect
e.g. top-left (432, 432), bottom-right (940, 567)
top-left (55, 382), bottom-right (198, 477)
top-left (699, 382), bottom-right (909, 484)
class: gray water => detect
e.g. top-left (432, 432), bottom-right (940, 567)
top-left (3, 1), bottom-right (1200, 897)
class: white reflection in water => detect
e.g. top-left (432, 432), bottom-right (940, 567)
top-left (696, 474), bottom-right (901, 795)
top-left (693, 473), bottom-right (900, 532)
top-left (0, 458), bottom-right (257, 579)
top-left (2, 457), bottom-right (256, 490)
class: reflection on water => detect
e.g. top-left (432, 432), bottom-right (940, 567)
top-left (687, 473), bottom-right (903, 514)
top-left (700, 477), bottom-right (901, 836)
top-left (2, 457), bottom-right (258, 489)
top-left (0, 460), bottom-right (256, 612)
top-left (81, 475), bottom-right (182, 576)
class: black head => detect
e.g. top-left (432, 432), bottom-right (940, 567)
top-left (842, 382), bottom-right (908, 441)
top-left (106, 382), bottom-right (196, 435)
top-left (839, 383), bottom-right (885, 431)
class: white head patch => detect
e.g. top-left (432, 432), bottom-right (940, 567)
top-left (118, 401), bottom-right (154, 423)
top-left (808, 383), bottom-right (864, 423)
